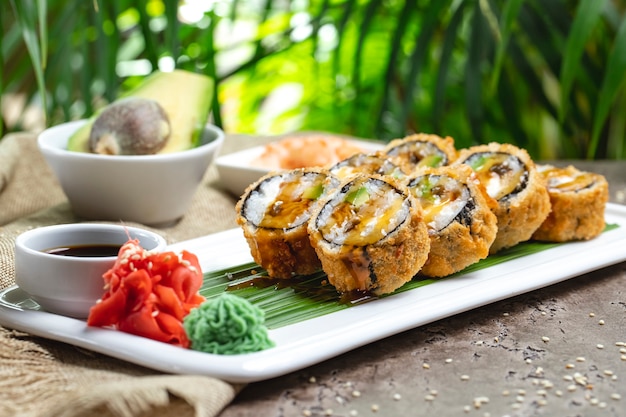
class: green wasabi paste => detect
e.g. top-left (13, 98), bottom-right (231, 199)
top-left (183, 293), bottom-right (275, 355)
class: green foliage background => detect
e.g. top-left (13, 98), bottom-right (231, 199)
top-left (1, 0), bottom-right (625, 159)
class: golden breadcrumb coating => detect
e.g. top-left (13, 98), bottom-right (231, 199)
top-left (454, 142), bottom-right (550, 254)
top-left (383, 133), bottom-right (458, 174)
top-left (308, 174), bottom-right (430, 295)
top-left (532, 165), bottom-right (608, 242)
top-left (329, 152), bottom-right (404, 180)
top-left (407, 165), bottom-right (498, 277)
top-left (236, 168), bottom-right (338, 278)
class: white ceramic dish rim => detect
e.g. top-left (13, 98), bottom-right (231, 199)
top-left (38, 120), bottom-right (224, 162)
top-left (1, 203), bottom-right (625, 383)
top-left (215, 137), bottom-right (384, 172)
top-left (15, 223), bottom-right (168, 259)
top-left (13, 223), bottom-right (169, 318)
top-left (214, 138), bottom-right (384, 196)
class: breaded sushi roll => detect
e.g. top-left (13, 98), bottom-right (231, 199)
top-left (308, 174), bottom-right (430, 295)
top-left (384, 133), bottom-right (457, 174)
top-left (329, 152), bottom-right (404, 180)
top-left (454, 143), bottom-right (550, 253)
top-left (236, 168), bottom-right (340, 278)
top-left (405, 165), bottom-right (498, 277)
top-left (532, 165), bottom-right (608, 242)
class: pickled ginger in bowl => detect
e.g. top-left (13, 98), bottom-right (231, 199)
top-left (216, 134), bottom-right (384, 196)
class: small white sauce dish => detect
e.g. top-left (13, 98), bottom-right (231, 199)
top-left (38, 120), bottom-right (224, 226)
top-left (215, 146), bottom-right (280, 197)
top-left (215, 138), bottom-right (383, 197)
top-left (14, 223), bottom-right (167, 319)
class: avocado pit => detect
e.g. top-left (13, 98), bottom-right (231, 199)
top-left (89, 97), bottom-right (171, 155)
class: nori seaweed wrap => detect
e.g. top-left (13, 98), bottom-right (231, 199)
top-left (383, 133), bottom-right (458, 174)
top-left (308, 174), bottom-right (429, 295)
top-left (236, 168), bottom-right (340, 278)
top-left (329, 152), bottom-right (404, 180)
top-left (532, 164), bottom-right (608, 242)
top-left (454, 143), bottom-right (550, 253)
top-left (405, 165), bottom-right (498, 277)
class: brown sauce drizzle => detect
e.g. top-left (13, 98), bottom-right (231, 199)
top-left (340, 289), bottom-right (375, 305)
top-left (227, 276), bottom-right (281, 290)
top-left (225, 270), bottom-right (376, 306)
top-left (340, 249), bottom-right (373, 289)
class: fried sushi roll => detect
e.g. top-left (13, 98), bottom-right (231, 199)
top-left (405, 165), bottom-right (497, 277)
top-left (236, 168), bottom-right (340, 278)
top-left (454, 143), bottom-right (550, 253)
top-left (329, 152), bottom-right (404, 180)
top-left (532, 165), bottom-right (608, 242)
top-left (308, 174), bottom-right (430, 295)
top-left (383, 133), bottom-right (457, 174)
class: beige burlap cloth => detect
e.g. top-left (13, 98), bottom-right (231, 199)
top-left (0, 131), bottom-right (276, 417)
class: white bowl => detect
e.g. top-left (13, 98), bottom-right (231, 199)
top-left (215, 138), bottom-right (384, 197)
top-left (38, 120), bottom-right (224, 226)
top-left (14, 223), bottom-right (168, 318)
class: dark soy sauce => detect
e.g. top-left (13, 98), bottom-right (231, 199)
top-left (44, 244), bottom-right (121, 257)
top-left (226, 274), bottom-right (377, 306)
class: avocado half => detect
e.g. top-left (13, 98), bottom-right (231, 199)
top-left (67, 70), bottom-right (214, 154)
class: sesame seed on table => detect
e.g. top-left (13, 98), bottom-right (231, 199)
top-left (1, 131), bottom-right (625, 417)
top-left (217, 158), bottom-right (626, 417)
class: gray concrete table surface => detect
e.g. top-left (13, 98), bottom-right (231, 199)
top-left (219, 160), bottom-right (626, 417)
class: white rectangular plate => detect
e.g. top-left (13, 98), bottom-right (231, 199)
top-left (1, 203), bottom-right (626, 383)
top-left (215, 138), bottom-right (384, 196)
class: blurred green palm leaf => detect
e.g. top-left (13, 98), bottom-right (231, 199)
top-left (1, 0), bottom-right (625, 159)
top-left (590, 15), bottom-right (626, 158)
top-left (559, 0), bottom-right (608, 123)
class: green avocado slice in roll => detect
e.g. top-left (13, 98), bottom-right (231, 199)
top-left (308, 174), bottom-right (430, 295)
top-left (236, 168), bottom-right (340, 278)
top-left (405, 165), bottom-right (498, 277)
top-left (454, 143), bottom-right (550, 253)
